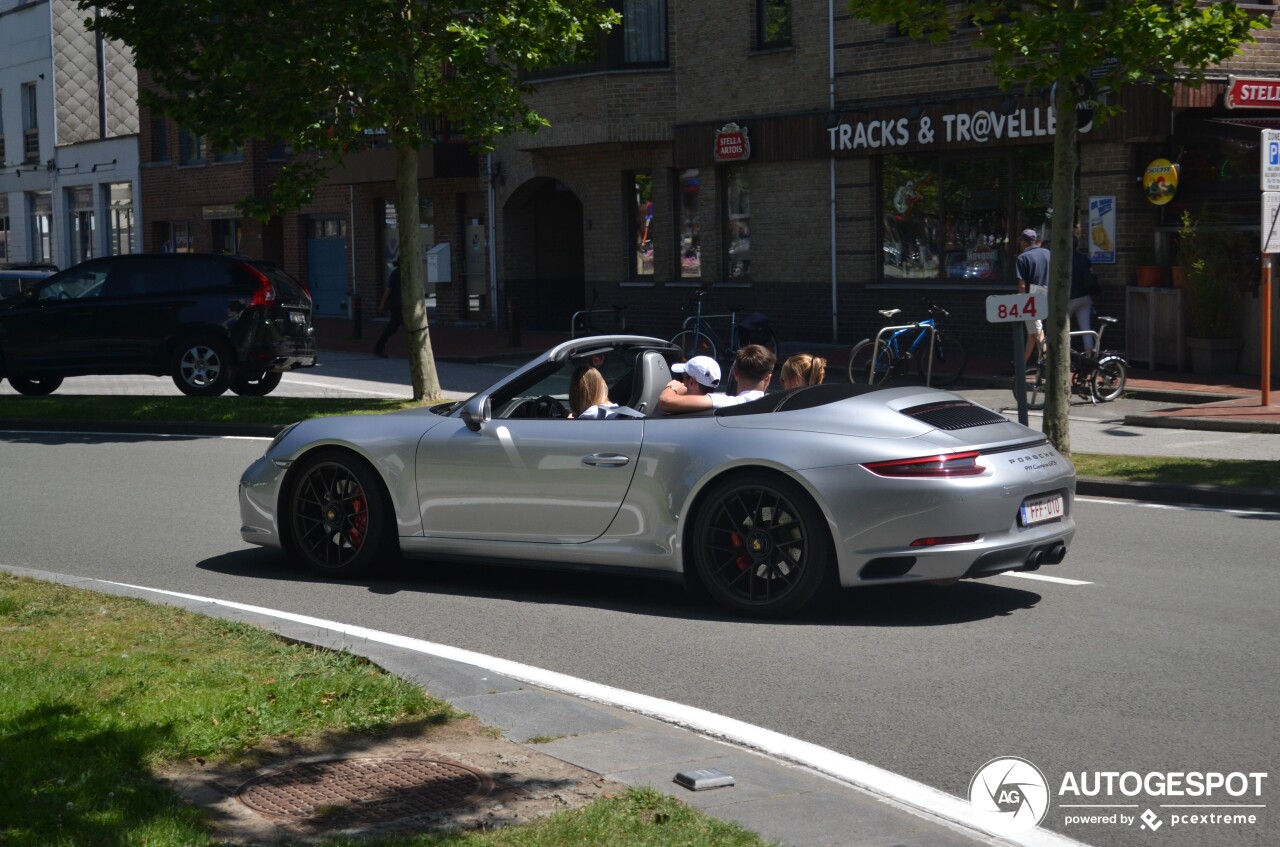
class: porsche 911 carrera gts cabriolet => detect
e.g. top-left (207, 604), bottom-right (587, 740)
top-left (239, 335), bottom-right (1075, 617)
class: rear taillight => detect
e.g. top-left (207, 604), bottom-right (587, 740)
top-left (242, 264), bottom-right (276, 307)
top-left (863, 450), bottom-right (985, 478)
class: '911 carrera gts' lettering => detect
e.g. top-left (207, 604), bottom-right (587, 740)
top-left (1008, 452), bottom-right (1058, 472)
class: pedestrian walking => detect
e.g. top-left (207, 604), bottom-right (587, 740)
top-left (1015, 227), bottom-right (1051, 365)
top-left (373, 260), bottom-right (402, 358)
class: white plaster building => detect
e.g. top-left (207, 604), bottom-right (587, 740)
top-left (0, 0), bottom-right (140, 268)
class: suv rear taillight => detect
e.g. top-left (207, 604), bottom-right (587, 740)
top-left (241, 263), bottom-right (276, 307)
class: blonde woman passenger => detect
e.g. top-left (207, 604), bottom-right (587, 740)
top-left (781, 353), bottom-right (827, 389)
top-left (569, 366), bottom-right (619, 419)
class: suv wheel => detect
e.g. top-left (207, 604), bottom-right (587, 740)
top-left (8, 375), bottom-right (64, 396)
top-left (231, 370), bottom-right (284, 397)
top-left (172, 338), bottom-right (233, 397)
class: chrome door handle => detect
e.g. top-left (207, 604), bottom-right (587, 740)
top-left (583, 453), bottom-right (630, 467)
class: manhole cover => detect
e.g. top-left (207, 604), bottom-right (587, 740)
top-left (235, 757), bottom-right (493, 827)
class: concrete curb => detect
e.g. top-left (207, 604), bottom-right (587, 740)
top-left (1121, 412), bottom-right (1280, 435)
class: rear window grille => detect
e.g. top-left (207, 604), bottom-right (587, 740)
top-left (901, 401), bottom-right (1005, 430)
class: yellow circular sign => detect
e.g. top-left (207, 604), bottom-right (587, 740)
top-left (1143, 158), bottom-right (1179, 205)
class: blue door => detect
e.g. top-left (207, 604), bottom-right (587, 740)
top-left (307, 237), bottom-right (348, 316)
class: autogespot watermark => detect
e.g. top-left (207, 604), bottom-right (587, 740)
top-left (969, 759), bottom-right (1269, 836)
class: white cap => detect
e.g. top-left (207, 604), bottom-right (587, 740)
top-left (672, 355), bottom-right (721, 388)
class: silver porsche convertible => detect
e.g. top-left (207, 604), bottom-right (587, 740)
top-left (239, 335), bottom-right (1076, 617)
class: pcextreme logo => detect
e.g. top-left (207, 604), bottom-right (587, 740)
top-left (969, 758), bottom-right (1269, 836)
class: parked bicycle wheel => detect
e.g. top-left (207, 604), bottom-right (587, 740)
top-left (671, 330), bottom-right (717, 361)
top-left (1016, 361), bottom-right (1046, 410)
top-left (847, 339), bottom-right (894, 385)
top-left (1090, 354), bottom-right (1128, 403)
top-left (915, 333), bottom-right (967, 387)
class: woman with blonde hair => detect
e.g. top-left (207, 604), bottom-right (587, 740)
top-left (781, 353), bottom-right (827, 389)
top-left (569, 366), bottom-right (618, 418)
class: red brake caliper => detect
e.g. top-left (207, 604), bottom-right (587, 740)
top-left (730, 531), bottom-right (749, 571)
top-left (349, 495), bottom-right (367, 548)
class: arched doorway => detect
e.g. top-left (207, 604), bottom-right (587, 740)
top-left (502, 178), bottom-right (585, 331)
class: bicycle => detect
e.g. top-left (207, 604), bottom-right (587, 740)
top-left (570, 287), bottom-right (628, 338)
top-left (670, 285), bottom-right (778, 364)
top-left (846, 304), bottom-right (967, 387)
top-left (1016, 315), bottom-right (1128, 409)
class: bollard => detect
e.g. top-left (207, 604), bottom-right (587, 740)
top-left (351, 293), bottom-right (362, 339)
top-left (507, 297), bottom-right (521, 347)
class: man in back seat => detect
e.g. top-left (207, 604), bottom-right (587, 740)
top-left (658, 344), bottom-right (775, 414)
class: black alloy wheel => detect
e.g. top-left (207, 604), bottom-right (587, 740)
top-left (172, 337), bottom-right (233, 397)
top-left (287, 449), bottom-right (390, 578)
top-left (916, 333), bottom-right (967, 387)
top-left (7, 375), bottom-right (64, 396)
top-left (691, 474), bottom-right (831, 618)
top-left (231, 370), bottom-right (284, 397)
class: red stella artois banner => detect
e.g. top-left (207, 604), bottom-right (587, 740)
top-left (1225, 76), bottom-right (1280, 109)
top-left (714, 123), bottom-right (750, 162)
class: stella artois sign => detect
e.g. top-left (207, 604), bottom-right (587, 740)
top-left (714, 123), bottom-right (750, 162)
top-left (1225, 76), bottom-right (1280, 109)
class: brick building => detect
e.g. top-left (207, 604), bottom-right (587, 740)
top-left (493, 1), bottom-right (1280, 376)
top-left (134, 3), bottom-right (1280, 375)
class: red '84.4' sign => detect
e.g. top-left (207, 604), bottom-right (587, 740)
top-left (985, 292), bottom-right (1045, 323)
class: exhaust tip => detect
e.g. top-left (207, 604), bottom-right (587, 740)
top-left (1021, 550), bottom-right (1044, 571)
top-left (1047, 542), bottom-right (1067, 565)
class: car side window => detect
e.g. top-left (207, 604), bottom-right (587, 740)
top-left (36, 262), bottom-right (111, 301)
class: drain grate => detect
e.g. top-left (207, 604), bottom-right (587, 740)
top-left (235, 757), bottom-right (493, 827)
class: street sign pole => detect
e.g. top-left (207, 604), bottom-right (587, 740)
top-left (1259, 130), bottom-right (1280, 405)
top-left (987, 292), bottom-right (1045, 426)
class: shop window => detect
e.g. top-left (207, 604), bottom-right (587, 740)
top-left (29, 191), bottom-right (52, 263)
top-left (164, 221), bottom-right (193, 253)
top-left (628, 172), bottom-right (654, 278)
top-left (677, 169), bottom-right (702, 278)
top-left (879, 148), bottom-right (1050, 284)
top-left (107, 183), bottom-right (134, 255)
top-left (757, 0), bottom-right (792, 49)
top-left (68, 186), bottom-right (96, 265)
top-left (0, 209), bottom-right (9, 261)
top-left (724, 167), bottom-right (751, 279)
top-left (214, 219), bottom-right (243, 254)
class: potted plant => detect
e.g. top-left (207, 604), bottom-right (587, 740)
top-left (1177, 211), bottom-right (1244, 375)
top-left (1134, 245), bottom-right (1166, 287)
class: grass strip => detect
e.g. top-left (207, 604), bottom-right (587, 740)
top-left (0, 395), bottom-right (423, 425)
top-left (1071, 453), bottom-right (1280, 491)
top-left (0, 575), bottom-right (770, 847)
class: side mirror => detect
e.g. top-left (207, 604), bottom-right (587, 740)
top-left (461, 395), bottom-right (492, 431)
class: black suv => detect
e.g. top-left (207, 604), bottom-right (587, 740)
top-left (0, 253), bottom-right (315, 397)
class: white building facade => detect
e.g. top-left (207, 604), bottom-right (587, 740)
top-left (0, 0), bottom-right (140, 268)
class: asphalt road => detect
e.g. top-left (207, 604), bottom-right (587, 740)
top-left (1, 431), bottom-right (1276, 847)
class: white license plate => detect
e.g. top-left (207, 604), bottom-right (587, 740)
top-left (289, 311), bottom-right (307, 325)
top-left (1020, 493), bottom-right (1064, 526)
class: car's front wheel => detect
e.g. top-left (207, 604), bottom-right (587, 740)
top-left (691, 473), bottom-right (832, 618)
top-left (284, 448), bottom-right (392, 578)
top-left (8, 375), bottom-right (64, 396)
top-left (172, 337), bottom-right (232, 397)
top-left (231, 371), bottom-right (284, 397)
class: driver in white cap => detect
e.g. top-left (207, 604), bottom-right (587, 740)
top-left (658, 345), bottom-right (775, 413)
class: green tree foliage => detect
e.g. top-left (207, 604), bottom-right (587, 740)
top-left (846, 0), bottom-right (1268, 453)
top-left (83, 0), bottom-right (618, 401)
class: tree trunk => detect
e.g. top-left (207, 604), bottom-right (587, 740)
top-left (394, 141), bottom-right (442, 402)
top-left (1042, 81), bottom-right (1079, 456)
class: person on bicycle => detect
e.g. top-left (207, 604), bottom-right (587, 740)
top-left (781, 353), bottom-right (827, 389)
top-left (1016, 227), bottom-right (1051, 365)
top-left (1068, 230), bottom-right (1096, 351)
top-left (658, 345), bottom-right (776, 413)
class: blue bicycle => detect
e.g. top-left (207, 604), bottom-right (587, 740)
top-left (847, 305), bottom-right (967, 387)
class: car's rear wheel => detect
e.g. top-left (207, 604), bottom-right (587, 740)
top-left (691, 473), bottom-right (832, 618)
top-left (231, 370), bottom-right (284, 397)
top-left (172, 337), bottom-right (232, 397)
top-left (285, 448), bottom-right (392, 578)
top-left (8, 375), bottom-right (64, 396)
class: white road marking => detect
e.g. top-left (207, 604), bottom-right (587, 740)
top-left (1000, 572), bottom-right (1093, 586)
top-left (282, 377), bottom-right (408, 397)
top-left (1076, 496), bottom-right (1279, 516)
top-left (48, 574), bottom-right (1088, 847)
